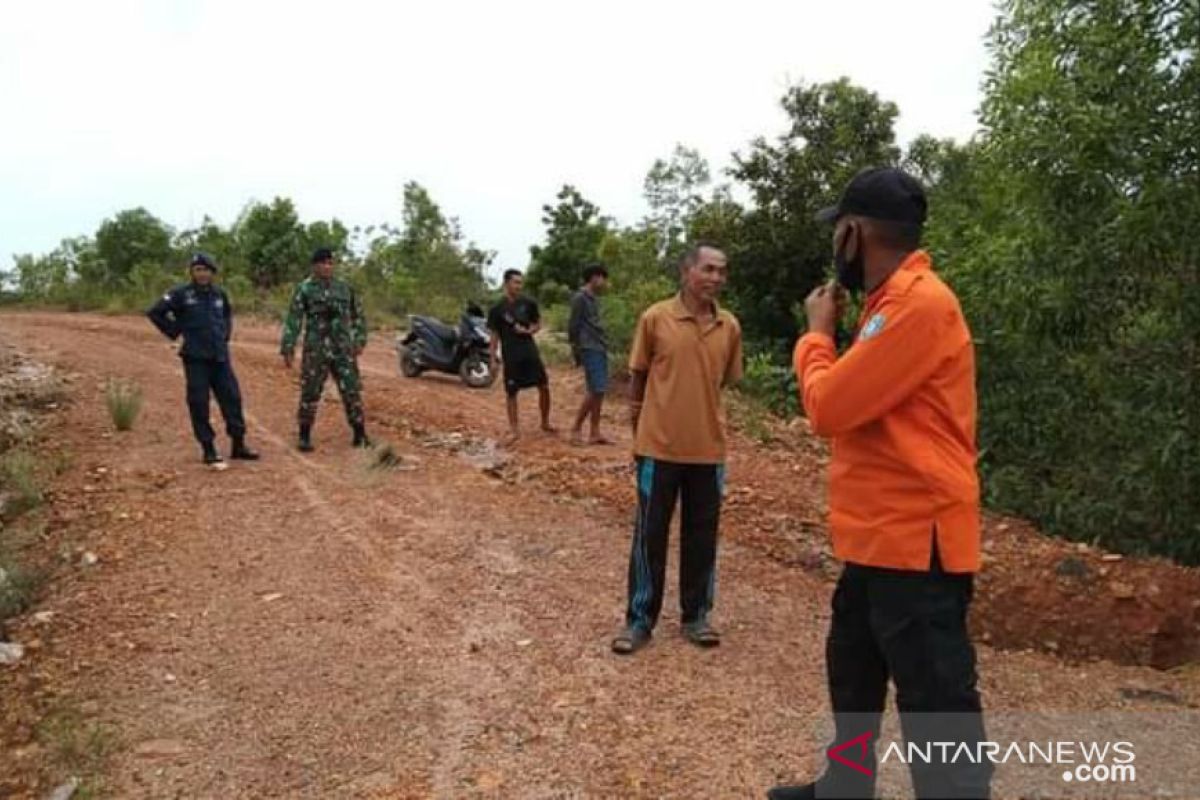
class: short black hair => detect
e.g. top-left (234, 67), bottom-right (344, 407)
top-left (311, 246), bottom-right (334, 265)
top-left (871, 220), bottom-right (923, 251)
top-left (678, 240), bottom-right (725, 271)
top-left (503, 269), bottom-right (523, 284)
top-left (582, 262), bottom-right (608, 283)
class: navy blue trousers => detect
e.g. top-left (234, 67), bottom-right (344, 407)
top-left (183, 357), bottom-right (246, 446)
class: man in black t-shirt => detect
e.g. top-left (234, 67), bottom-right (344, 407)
top-left (488, 269), bottom-right (555, 444)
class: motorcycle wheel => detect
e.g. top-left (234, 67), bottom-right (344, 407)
top-left (399, 347), bottom-right (423, 378)
top-left (460, 352), bottom-right (496, 388)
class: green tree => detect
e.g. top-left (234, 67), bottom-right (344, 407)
top-left (935, 0), bottom-right (1200, 560)
top-left (235, 197), bottom-right (308, 288)
top-left (360, 182), bottom-right (491, 319)
top-left (526, 185), bottom-right (610, 296)
top-left (174, 217), bottom-right (244, 278)
top-left (728, 79), bottom-right (901, 348)
top-left (644, 144), bottom-right (712, 261)
top-left (9, 252), bottom-right (69, 299)
top-left (94, 208), bottom-right (173, 284)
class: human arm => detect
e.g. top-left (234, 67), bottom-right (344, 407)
top-left (147, 289), bottom-right (181, 340)
top-left (350, 286), bottom-right (367, 355)
top-left (280, 284), bottom-right (305, 367)
top-left (724, 319), bottom-right (744, 388)
top-left (794, 291), bottom-right (952, 436)
top-left (627, 310), bottom-right (654, 432)
top-left (223, 289), bottom-right (234, 342)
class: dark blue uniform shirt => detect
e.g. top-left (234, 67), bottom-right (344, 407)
top-left (148, 283), bottom-right (233, 361)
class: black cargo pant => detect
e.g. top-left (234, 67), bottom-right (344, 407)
top-left (183, 357), bottom-right (246, 446)
top-left (817, 544), bottom-right (992, 799)
top-left (625, 457), bottom-right (724, 632)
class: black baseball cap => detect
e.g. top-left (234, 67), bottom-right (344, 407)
top-left (815, 167), bottom-right (927, 226)
top-left (311, 247), bottom-right (334, 265)
top-left (190, 252), bottom-right (217, 271)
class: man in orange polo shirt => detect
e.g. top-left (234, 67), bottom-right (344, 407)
top-left (769, 168), bottom-right (991, 799)
top-left (611, 242), bottom-right (744, 655)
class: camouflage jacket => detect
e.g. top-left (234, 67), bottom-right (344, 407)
top-left (280, 277), bottom-right (368, 355)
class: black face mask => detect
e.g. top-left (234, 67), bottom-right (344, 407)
top-left (834, 226), bottom-right (865, 292)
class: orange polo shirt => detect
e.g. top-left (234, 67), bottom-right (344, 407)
top-left (793, 251), bottom-right (981, 573)
top-left (630, 295), bottom-right (744, 464)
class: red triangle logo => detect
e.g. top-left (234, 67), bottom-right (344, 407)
top-left (827, 731), bottom-right (874, 777)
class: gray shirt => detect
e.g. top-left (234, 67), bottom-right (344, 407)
top-left (568, 289), bottom-right (606, 352)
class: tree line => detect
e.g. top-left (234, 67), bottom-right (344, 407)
top-left (5, 0), bottom-right (1197, 563)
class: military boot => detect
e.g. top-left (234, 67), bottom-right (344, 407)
top-left (352, 424), bottom-right (371, 448)
top-left (230, 437), bottom-right (260, 460)
top-left (202, 441), bottom-right (226, 470)
top-left (298, 424), bottom-right (314, 452)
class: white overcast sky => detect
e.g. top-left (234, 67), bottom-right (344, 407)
top-left (0, 0), bottom-right (996, 280)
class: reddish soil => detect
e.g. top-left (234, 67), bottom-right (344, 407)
top-left (1, 311), bottom-right (1197, 798)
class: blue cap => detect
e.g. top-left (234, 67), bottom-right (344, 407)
top-left (190, 252), bottom-right (217, 271)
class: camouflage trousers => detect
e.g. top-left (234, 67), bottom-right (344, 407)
top-left (298, 343), bottom-right (363, 429)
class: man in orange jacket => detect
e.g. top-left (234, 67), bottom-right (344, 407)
top-left (769, 168), bottom-right (991, 800)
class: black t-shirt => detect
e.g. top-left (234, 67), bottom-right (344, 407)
top-left (488, 296), bottom-right (541, 363)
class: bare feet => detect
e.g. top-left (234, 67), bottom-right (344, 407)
top-left (588, 433), bottom-right (614, 446)
top-left (500, 431), bottom-right (521, 447)
top-left (541, 424), bottom-right (559, 436)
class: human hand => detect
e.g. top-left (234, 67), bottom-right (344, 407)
top-left (804, 280), bottom-right (843, 338)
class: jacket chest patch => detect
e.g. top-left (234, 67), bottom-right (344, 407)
top-left (859, 313), bottom-right (886, 341)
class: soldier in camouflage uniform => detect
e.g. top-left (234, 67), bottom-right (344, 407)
top-left (280, 247), bottom-right (371, 451)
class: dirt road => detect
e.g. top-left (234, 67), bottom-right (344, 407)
top-left (1, 311), bottom-right (1197, 798)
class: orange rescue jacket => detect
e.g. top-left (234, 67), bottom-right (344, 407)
top-left (793, 250), bottom-right (981, 573)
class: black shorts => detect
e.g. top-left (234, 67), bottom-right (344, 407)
top-left (504, 356), bottom-right (548, 397)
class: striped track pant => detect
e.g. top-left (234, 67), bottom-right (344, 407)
top-left (625, 457), bottom-right (725, 631)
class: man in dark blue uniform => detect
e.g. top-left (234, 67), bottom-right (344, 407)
top-left (148, 253), bottom-right (260, 468)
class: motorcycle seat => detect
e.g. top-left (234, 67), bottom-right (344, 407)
top-left (413, 316), bottom-right (459, 343)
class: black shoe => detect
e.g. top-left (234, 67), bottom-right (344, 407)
top-left (298, 425), bottom-right (314, 453)
top-left (682, 619), bottom-right (721, 648)
top-left (611, 625), bottom-right (651, 655)
top-left (352, 425), bottom-right (371, 448)
top-left (766, 784), bottom-right (816, 800)
top-left (230, 437), bottom-right (260, 460)
top-left (202, 443), bottom-right (226, 469)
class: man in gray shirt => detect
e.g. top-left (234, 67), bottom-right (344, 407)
top-left (568, 263), bottom-right (611, 445)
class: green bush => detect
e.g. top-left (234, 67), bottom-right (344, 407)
top-left (0, 560), bottom-right (44, 620)
top-left (105, 379), bottom-right (143, 432)
top-left (543, 302), bottom-right (570, 335)
top-left (737, 351), bottom-right (798, 418)
top-left (0, 449), bottom-right (43, 517)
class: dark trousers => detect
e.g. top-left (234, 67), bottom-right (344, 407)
top-left (818, 547), bottom-right (992, 799)
top-left (625, 457), bottom-right (724, 631)
top-left (184, 357), bottom-right (246, 446)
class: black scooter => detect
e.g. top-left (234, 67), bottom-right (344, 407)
top-left (397, 303), bottom-right (496, 388)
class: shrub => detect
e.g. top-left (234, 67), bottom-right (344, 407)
top-left (105, 379), bottom-right (143, 432)
top-left (738, 351), bottom-right (798, 418)
top-left (0, 448), bottom-right (43, 517)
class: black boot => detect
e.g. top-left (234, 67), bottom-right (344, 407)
top-left (202, 442), bottom-right (226, 468)
top-left (765, 784), bottom-right (816, 800)
top-left (230, 436), bottom-right (260, 460)
top-left (298, 424), bottom-right (314, 452)
top-left (352, 424), bottom-right (371, 448)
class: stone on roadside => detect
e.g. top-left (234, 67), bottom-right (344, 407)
top-left (47, 778), bottom-right (79, 800)
top-left (0, 641), bottom-right (25, 664)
